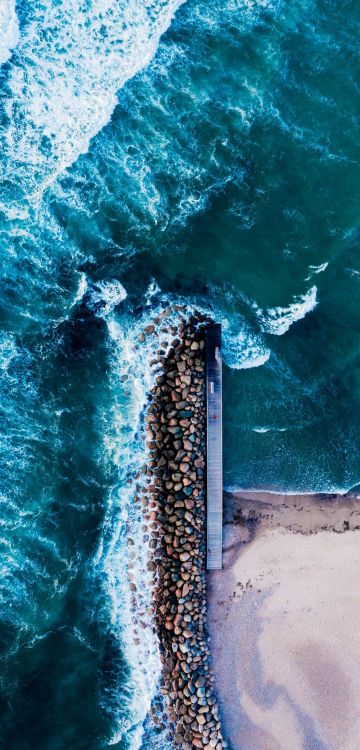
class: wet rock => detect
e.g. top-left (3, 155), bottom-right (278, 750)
top-left (138, 316), bottom-right (225, 750)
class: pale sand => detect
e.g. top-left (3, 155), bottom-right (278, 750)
top-left (207, 492), bottom-right (360, 750)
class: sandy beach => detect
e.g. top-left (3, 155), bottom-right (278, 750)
top-left (207, 491), bottom-right (360, 750)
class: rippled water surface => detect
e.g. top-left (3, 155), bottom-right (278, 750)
top-left (1, 0), bottom-right (360, 747)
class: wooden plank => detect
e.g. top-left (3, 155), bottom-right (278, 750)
top-left (206, 323), bottom-right (223, 570)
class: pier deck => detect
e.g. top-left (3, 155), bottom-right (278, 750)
top-left (206, 323), bottom-right (223, 570)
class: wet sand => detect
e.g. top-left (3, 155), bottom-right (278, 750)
top-left (207, 491), bottom-right (360, 750)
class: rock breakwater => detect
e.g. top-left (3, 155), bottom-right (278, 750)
top-left (143, 314), bottom-right (227, 750)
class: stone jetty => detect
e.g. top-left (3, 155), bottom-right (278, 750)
top-left (143, 314), bottom-right (227, 750)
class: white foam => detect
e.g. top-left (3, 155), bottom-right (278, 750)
top-left (145, 279), bottom-right (161, 305)
top-left (305, 261), bottom-right (328, 281)
top-left (0, 0), bottom-right (19, 65)
top-left (95, 301), bottom-right (187, 749)
top-left (71, 272), bottom-right (88, 308)
top-left (255, 286), bottom-right (318, 336)
top-left (89, 279), bottom-right (127, 316)
top-left (225, 486), bottom-right (351, 497)
top-left (2, 0), bottom-right (187, 204)
top-left (0, 333), bottom-right (18, 371)
top-left (187, 299), bottom-right (271, 370)
top-left (252, 426), bottom-right (288, 433)
top-left (222, 327), bottom-right (270, 369)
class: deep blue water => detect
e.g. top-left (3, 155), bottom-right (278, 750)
top-left (1, 0), bottom-right (360, 747)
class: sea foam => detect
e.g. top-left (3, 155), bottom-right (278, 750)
top-left (93, 293), bottom-right (186, 749)
top-left (1, 0), bottom-right (186, 207)
top-left (88, 279), bottom-right (128, 316)
top-left (0, 0), bottom-right (19, 65)
top-left (187, 298), bottom-right (271, 370)
top-left (305, 261), bottom-right (328, 280)
top-left (255, 286), bottom-right (318, 336)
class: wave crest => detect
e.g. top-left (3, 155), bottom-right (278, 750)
top-left (255, 286), bottom-right (318, 336)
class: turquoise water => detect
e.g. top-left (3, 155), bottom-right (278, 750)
top-left (1, 0), bottom-right (360, 747)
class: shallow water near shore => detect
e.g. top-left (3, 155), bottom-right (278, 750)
top-left (1, 0), bottom-right (360, 747)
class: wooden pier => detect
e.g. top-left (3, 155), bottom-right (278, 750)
top-left (206, 323), bottom-right (223, 570)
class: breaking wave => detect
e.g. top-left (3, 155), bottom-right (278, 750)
top-left (0, 0), bottom-right (186, 212)
top-left (254, 286), bottom-right (318, 336)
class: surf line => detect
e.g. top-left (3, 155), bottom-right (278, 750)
top-left (138, 311), bottom-right (227, 749)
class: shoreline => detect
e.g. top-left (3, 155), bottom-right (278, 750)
top-left (224, 486), bottom-right (357, 496)
top-left (208, 489), bottom-right (360, 750)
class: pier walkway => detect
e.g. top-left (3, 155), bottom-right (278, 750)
top-left (206, 323), bottom-right (223, 570)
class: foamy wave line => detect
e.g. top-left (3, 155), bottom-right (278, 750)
top-left (187, 300), bottom-right (270, 369)
top-left (224, 485), bottom-right (352, 496)
top-left (0, 0), bottom-right (19, 65)
top-left (256, 427), bottom-right (287, 433)
top-left (305, 261), bottom-right (328, 281)
top-left (2, 0), bottom-right (187, 206)
top-left (94, 301), bottom-right (189, 749)
top-left (90, 280), bottom-right (270, 748)
top-left (254, 286), bottom-right (318, 336)
top-left (70, 272), bottom-right (88, 308)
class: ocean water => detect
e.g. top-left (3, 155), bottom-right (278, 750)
top-left (1, 0), bottom-right (360, 747)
